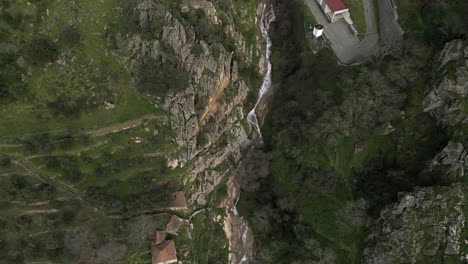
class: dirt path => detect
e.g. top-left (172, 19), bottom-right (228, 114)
top-left (85, 114), bottom-right (160, 137)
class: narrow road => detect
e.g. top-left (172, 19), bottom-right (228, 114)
top-left (304, 0), bottom-right (378, 64)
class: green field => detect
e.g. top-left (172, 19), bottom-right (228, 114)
top-left (0, 0), bottom-right (160, 140)
top-left (344, 0), bottom-right (366, 34)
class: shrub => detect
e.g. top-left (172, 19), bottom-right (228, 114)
top-left (0, 50), bottom-right (27, 101)
top-left (27, 36), bottom-right (59, 64)
top-left (136, 59), bottom-right (189, 96)
top-left (59, 25), bottom-right (81, 47)
top-left (191, 43), bottom-right (204, 56)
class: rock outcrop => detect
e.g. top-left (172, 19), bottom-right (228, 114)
top-left (423, 40), bottom-right (468, 126)
top-left (430, 141), bottom-right (468, 181)
top-left (363, 184), bottom-right (466, 263)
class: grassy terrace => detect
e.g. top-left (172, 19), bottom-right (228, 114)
top-left (0, 2), bottom-right (186, 259)
top-left (0, 0), bottom-right (182, 204)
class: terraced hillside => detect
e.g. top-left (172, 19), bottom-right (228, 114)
top-left (0, 0), bottom-right (265, 263)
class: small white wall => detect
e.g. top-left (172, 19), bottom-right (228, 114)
top-left (333, 9), bottom-right (350, 15)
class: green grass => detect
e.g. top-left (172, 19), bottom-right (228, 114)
top-left (373, 0), bottom-right (380, 34)
top-left (0, 90), bottom-right (154, 139)
top-left (303, 3), bottom-right (317, 30)
top-left (240, 119), bottom-right (252, 135)
top-left (395, 0), bottom-right (424, 36)
top-left (0, 0), bottom-right (158, 140)
top-left (190, 211), bottom-right (229, 263)
top-left (343, 0), bottom-right (366, 34)
top-left (351, 134), bottom-right (391, 172)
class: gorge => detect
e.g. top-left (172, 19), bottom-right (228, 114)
top-left (0, 0), bottom-right (467, 263)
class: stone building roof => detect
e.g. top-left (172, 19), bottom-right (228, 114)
top-left (166, 215), bottom-right (183, 235)
top-left (154, 231), bottom-right (167, 245)
top-left (151, 240), bottom-right (177, 264)
top-left (170, 191), bottom-right (188, 210)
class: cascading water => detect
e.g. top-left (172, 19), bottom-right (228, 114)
top-left (247, 2), bottom-right (276, 139)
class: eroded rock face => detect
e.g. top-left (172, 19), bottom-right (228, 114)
top-left (362, 184), bottom-right (466, 263)
top-left (423, 40), bottom-right (468, 126)
top-left (430, 141), bottom-right (468, 180)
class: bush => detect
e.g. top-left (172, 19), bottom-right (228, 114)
top-left (0, 156), bottom-right (11, 167)
top-left (0, 50), bottom-right (27, 101)
top-left (136, 59), bottom-right (189, 96)
top-left (59, 25), bottom-right (81, 47)
top-left (27, 36), bottom-right (59, 64)
top-left (192, 43), bottom-right (204, 56)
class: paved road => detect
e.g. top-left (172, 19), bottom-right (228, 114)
top-left (304, 0), bottom-right (378, 64)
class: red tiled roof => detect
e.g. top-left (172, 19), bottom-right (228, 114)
top-left (325, 0), bottom-right (348, 12)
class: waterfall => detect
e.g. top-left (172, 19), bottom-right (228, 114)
top-left (247, 2), bottom-right (276, 138)
top-left (224, 3), bottom-right (276, 264)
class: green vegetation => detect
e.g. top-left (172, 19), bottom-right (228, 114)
top-left (0, 48), bottom-right (27, 101)
top-left (0, 0), bottom-right (159, 138)
top-left (239, 0), bottom-right (467, 263)
top-left (271, 0), bottom-right (310, 80)
top-left (0, 0), bottom-right (188, 262)
top-left (0, 0), bottom-right (265, 262)
top-left (27, 36), bottom-right (60, 65)
top-left (189, 211), bottom-right (229, 263)
top-left (343, 0), bottom-right (366, 34)
top-left (372, 0), bottom-right (380, 34)
top-left (398, 0), bottom-right (468, 46)
top-left (136, 59), bottom-right (190, 96)
top-left (303, 3), bottom-right (317, 27)
top-left (59, 25), bottom-right (82, 47)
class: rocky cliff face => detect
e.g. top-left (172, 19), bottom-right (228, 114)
top-left (363, 184), bottom-right (466, 263)
top-left (124, 0), bottom-right (267, 262)
top-left (363, 40), bottom-right (468, 264)
top-left (126, 0), bottom-right (264, 207)
top-left (423, 40), bottom-right (468, 127)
